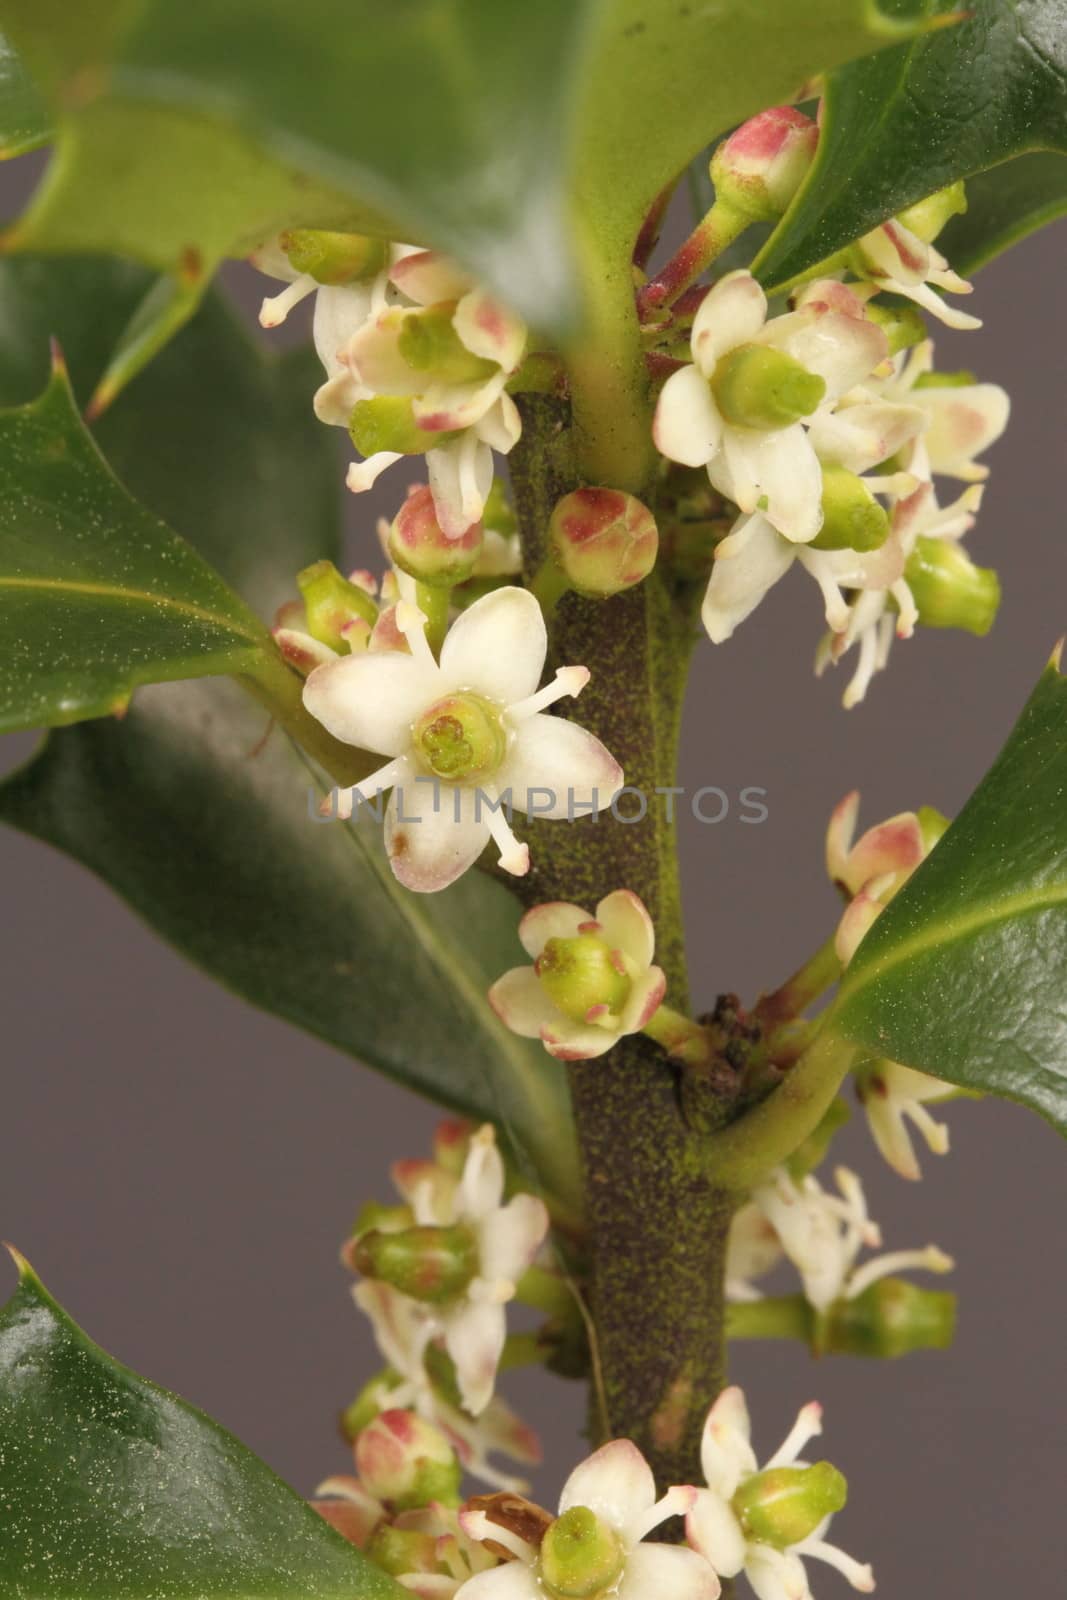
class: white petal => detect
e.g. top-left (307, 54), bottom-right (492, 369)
top-left (702, 513), bottom-right (794, 643)
top-left (619, 1544), bottom-right (722, 1600)
top-left (596, 889), bottom-right (655, 969)
top-left (458, 1125), bottom-right (506, 1219)
top-left (348, 307), bottom-right (424, 392)
top-left (700, 1387), bottom-right (756, 1499)
top-left (686, 1490), bottom-right (747, 1578)
top-left (448, 1561), bottom-right (539, 1600)
top-left (385, 781), bottom-right (491, 893)
top-left (438, 586), bottom-right (547, 704)
top-left (808, 400), bottom-right (926, 474)
top-left (498, 714), bottom-right (623, 818)
top-left (616, 967), bottom-right (667, 1034)
top-left (313, 284), bottom-right (374, 378)
top-left (541, 1015), bottom-right (621, 1060)
top-left (825, 790), bottom-right (860, 882)
top-left (303, 651), bottom-right (438, 755)
top-left (917, 383), bottom-right (1010, 478)
top-left (746, 1546), bottom-right (813, 1600)
top-left (314, 366), bottom-right (365, 427)
top-left (454, 287), bottom-right (526, 372)
top-left (763, 309), bottom-right (886, 401)
top-left (389, 250), bottom-right (473, 305)
top-left (427, 435), bottom-right (495, 537)
top-left (443, 1298), bottom-right (507, 1414)
top-left (558, 1439), bottom-right (656, 1534)
top-left (517, 901), bottom-right (590, 958)
top-left (488, 966), bottom-right (567, 1038)
top-left (413, 371), bottom-right (507, 433)
top-left (653, 365), bottom-right (722, 468)
top-left (479, 1194), bottom-right (549, 1283)
top-left (691, 271), bottom-right (767, 374)
top-left (476, 391), bottom-right (523, 453)
top-left (726, 425), bottom-right (824, 543)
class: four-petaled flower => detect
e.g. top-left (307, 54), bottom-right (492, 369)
top-left (304, 582), bottom-right (622, 892)
top-left (489, 891), bottom-right (667, 1060)
top-left (457, 1439), bottom-right (718, 1600)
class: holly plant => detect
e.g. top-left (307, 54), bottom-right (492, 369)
top-left (2, 2), bottom-right (1067, 1599)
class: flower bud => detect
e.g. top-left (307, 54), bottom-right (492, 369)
top-left (365, 1523), bottom-right (440, 1576)
top-left (810, 468), bottom-right (890, 552)
top-left (822, 1277), bottom-right (957, 1358)
top-left (711, 107), bottom-right (819, 222)
top-left (297, 560), bottom-right (378, 652)
top-left (350, 395), bottom-right (463, 457)
top-left (539, 1507), bottom-right (626, 1599)
top-left (917, 804), bottom-right (950, 854)
top-left (388, 485), bottom-right (483, 586)
top-left (433, 1118), bottom-right (473, 1175)
top-left (896, 181), bottom-right (967, 244)
top-left (353, 1223), bottom-right (480, 1303)
top-left (411, 693), bottom-right (508, 783)
top-left (341, 1371), bottom-right (404, 1441)
top-left (547, 488), bottom-right (659, 598)
top-left (398, 302), bottom-right (500, 383)
top-left (904, 536), bottom-right (1000, 634)
top-left (733, 1462), bottom-right (847, 1549)
top-left (710, 343), bottom-right (826, 430)
top-left (863, 300), bottom-right (927, 355)
top-left (355, 1409), bottom-right (462, 1511)
top-left (351, 1200), bottom-right (414, 1238)
top-left (281, 228), bottom-right (389, 285)
top-left (535, 933), bottom-right (631, 1025)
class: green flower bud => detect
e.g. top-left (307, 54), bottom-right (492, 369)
top-left (397, 302), bottom-right (500, 384)
top-left (710, 107), bottom-right (819, 223)
top-left (281, 228), bottom-right (389, 285)
top-left (822, 1277), bottom-right (957, 1359)
top-left (389, 484), bottom-right (483, 586)
top-left (810, 468), bottom-right (890, 552)
top-left (896, 181), bottom-right (968, 244)
top-left (905, 536), bottom-right (1000, 635)
top-left (539, 1508), bottom-right (626, 1599)
top-left (711, 343), bottom-right (826, 430)
top-left (548, 488), bottom-right (659, 598)
top-left (366, 1524), bottom-right (441, 1576)
top-left (863, 300), bottom-right (927, 356)
top-left (352, 1200), bottom-right (414, 1238)
top-left (733, 1462), bottom-right (847, 1550)
top-left (297, 559), bottom-right (378, 652)
top-left (917, 804), bottom-right (950, 854)
top-left (356, 1409), bottom-right (462, 1511)
top-left (411, 693), bottom-right (508, 783)
top-left (349, 395), bottom-right (463, 457)
top-left (353, 1223), bottom-right (480, 1303)
top-left (535, 933), bottom-right (631, 1024)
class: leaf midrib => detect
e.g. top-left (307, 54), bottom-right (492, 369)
top-left (0, 573), bottom-right (262, 641)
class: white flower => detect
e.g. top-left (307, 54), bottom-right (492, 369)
top-left (686, 1386), bottom-right (875, 1599)
top-left (854, 218), bottom-right (980, 329)
top-left (825, 789), bottom-right (928, 963)
top-left (489, 891), bottom-right (667, 1061)
top-left (353, 1282), bottom-right (539, 1491)
top-left (856, 1060), bottom-right (953, 1182)
top-left (724, 1200), bottom-right (785, 1303)
top-left (654, 271), bottom-right (886, 543)
top-left (751, 1165), bottom-right (953, 1314)
top-left (862, 340), bottom-right (1009, 481)
top-left (457, 1439), bottom-right (717, 1600)
top-left (344, 250), bottom-right (526, 537)
top-left (389, 1502), bottom-right (499, 1598)
top-left (304, 582), bottom-right (622, 892)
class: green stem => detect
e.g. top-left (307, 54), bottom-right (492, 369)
top-left (725, 1295), bottom-right (812, 1343)
top-left (755, 934), bottom-right (842, 1027)
top-left (516, 1264), bottom-right (576, 1320)
top-left (643, 1003), bottom-right (711, 1067)
top-left (529, 556), bottom-right (572, 620)
top-left (498, 1331), bottom-right (546, 1372)
top-left (637, 201), bottom-right (749, 320)
top-left (241, 649), bottom-right (377, 790)
top-left (707, 1029), bottom-right (859, 1193)
top-left (564, 242), bottom-right (655, 492)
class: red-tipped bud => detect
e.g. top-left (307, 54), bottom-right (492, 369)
top-left (388, 484), bottom-right (483, 583)
top-left (355, 1409), bottom-right (461, 1510)
top-left (547, 488), bottom-right (658, 598)
top-left (711, 107), bottom-right (818, 222)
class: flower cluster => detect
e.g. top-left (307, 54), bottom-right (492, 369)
top-left (827, 792), bottom-right (956, 1178)
top-left (254, 232), bottom-right (526, 537)
top-left (649, 118), bottom-right (1009, 705)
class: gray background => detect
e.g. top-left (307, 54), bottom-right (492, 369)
top-left (1, 141), bottom-right (1064, 1596)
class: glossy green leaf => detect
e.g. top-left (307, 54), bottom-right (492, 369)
top-left (0, 1252), bottom-right (403, 1598)
top-left (938, 150), bottom-right (1067, 273)
top-left (0, 26), bottom-right (49, 155)
top-left (0, 362), bottom-right (268, 732)
top-left (0, 0), bottom-right (925, 341)
top-left (755, 0), bottom-right (1067, 290)
top-left (0, 257), bottom-right (581, 1215)
top-left (830, 654), bottom-right (1067, 1136)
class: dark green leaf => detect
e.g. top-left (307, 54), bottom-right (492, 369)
top-left (938, 150), bottom-right (1067, 273)
top-left (755, 0), bottom-right (1067, 290)
top-left (830, 652), bottom-right (1067, 1136)
top-left (0, 26), bottom-right (49, 155)
top-left (0, 362), bottom-right (268, 732)
top-left (0, 256), bottom-right (581, 1214)
top-left (0, 1251), bottom-right (404, 1598)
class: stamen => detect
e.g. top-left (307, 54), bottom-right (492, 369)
top-left (507, 667), bottom-right (591, 722)
top-left (318, 756), bottom-right (409, 818)
top-left (765, 1401), bottom-right (823, 1469)
top-left (395, 599), bottom-right (436, 673)
top-left (906, 1099), bottom-right (951, 1154)
top-left (846, 1244), bottom-right (954, 1300)
top-left (843, 626), bottom-right (879, 709)
top-left (891, 579), bottom-right (918, 639)
top-left (482, 788), bottom-right (530, 877)
top-left (795, 1538), bottom-right (875, 1592)
top-left (628, 1485), bottom-right (695, 1544)
top-left (258, 275), bottom-right (316, 328)
top-left (346, 452), bottom-right (403, 494)
top-left (459, 1510), bottom-right (535, 1564)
